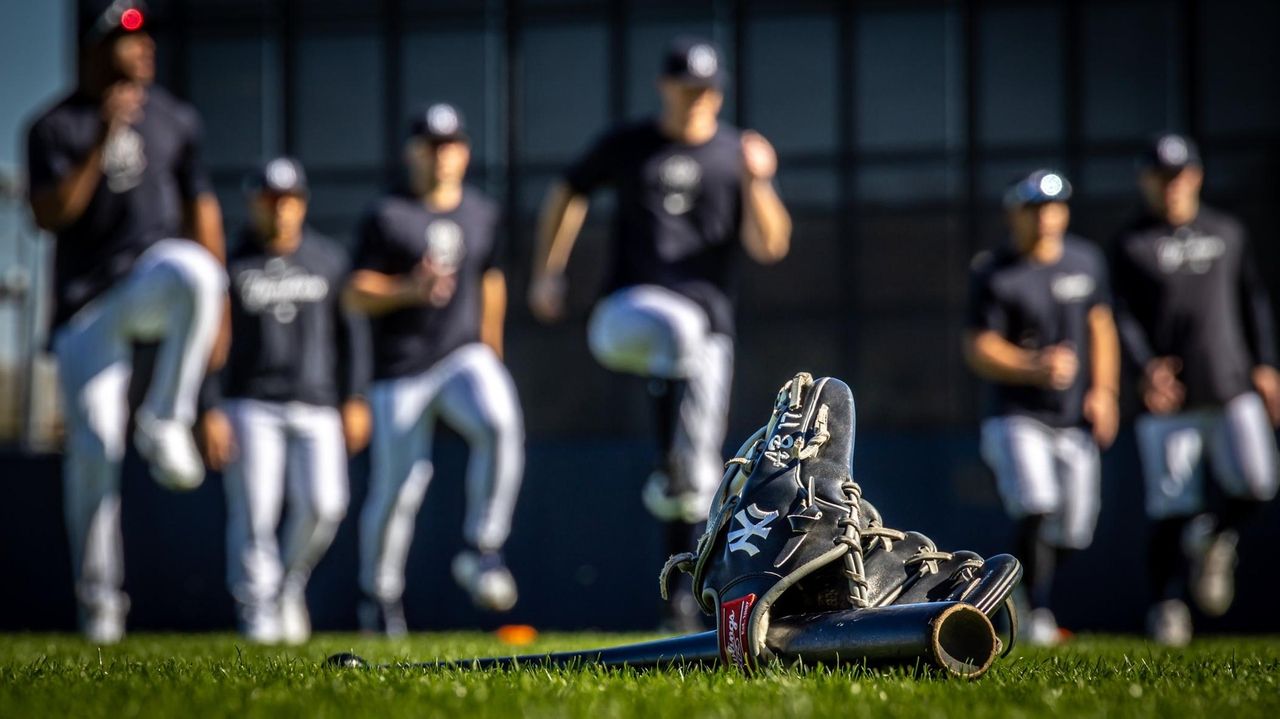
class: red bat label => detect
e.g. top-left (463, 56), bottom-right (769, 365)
top-left (719, 594), bottom-right (757, 671)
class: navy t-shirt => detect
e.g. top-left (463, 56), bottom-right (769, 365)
top-left (26, 86), bottom-right (212, 328)
top-left (968, 236), bottom-right (1111, 427)
top-left (565, 120), bottom-right (745, 336)
top-left (1110, 206), bottom-right (1277, 407)
top-left (207, 227), bottom-right (370, 408)
top-left (352, 188), bottom-right (503, 380)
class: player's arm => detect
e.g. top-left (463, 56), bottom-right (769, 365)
top-left (1110, 239), bottom-right (1184, 414)
top-left (1238, 238), bottom-right (1280, 424)
top-left (27, 83), bottom-right (145, 231)
top-left (343, 212), bottom-right (451, 317)
top-left (343, 268), bottom-right (442, 316)
top-left (963, 330), bottom-right (1075, 390)
top-left (529, 182), bottom-right (589, 322)
top-left (334, 281), bottom-right (372, 453)
top-left (739, 130), bottom-right (791, 265)
top-left (1084, 304), bottom-right (1121, 448)
top-left (481, 268), bottom-right (507, 359)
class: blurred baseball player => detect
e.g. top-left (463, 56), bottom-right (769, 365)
top-left (965, 170), bottom-right (1120, 646)
top-left (345, 104), bottom-right (525, 635)
top-left (24, 0), bottom-right (228, 643)
top-left (1110, 134), bottom-right (1280, 646)
top-left (197, 158), bottom-right (371, 644)
top-left (528, 37), bottom-right (791, 629)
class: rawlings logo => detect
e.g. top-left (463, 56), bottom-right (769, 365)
top-left (727, 504), bottom-right (778, 557)
top-left (719, 594), bottom-right (756, 671)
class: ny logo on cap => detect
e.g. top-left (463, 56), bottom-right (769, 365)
top-left (688, 44), bottom-right (718, 78)
top-left (1038, 173), bottom-right (1065, 197)
top-left (1157, 136), bottom-right (1189, 166)
top-left (427, 104), bottom-right (460, 135)
top-left (266, 159), bottom-right (297, 190)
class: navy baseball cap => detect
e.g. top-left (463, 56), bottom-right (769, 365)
top-left (245, 157), bottom-right (309, 197)
top-left (80, 0), bottom-right (148, 46)
top-left (1003, 169), bottom-right (1073, 209)
top-left (1140, 133), bottom-right (1201, 173)
top-left (409, 103), bottom-right (468, 143)
top-left (661, 37), bottom-right (724, 89)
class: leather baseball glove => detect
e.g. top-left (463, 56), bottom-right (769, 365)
top-left (660, 372), bottom-right (1021, 671)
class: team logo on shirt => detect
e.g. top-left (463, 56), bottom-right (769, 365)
top-left (1051, 273), bottom-right (1095, 303)
top-left (425, 219), bottom-right (466, 272)
top-left (236, 257), bottom-right (329, 324)
top-left (659, 154), bottom-right (702, 216)
top-left (102, 126), bottom-right (147, 193)
top-left (1156, 232), bottom-right (1225, 274)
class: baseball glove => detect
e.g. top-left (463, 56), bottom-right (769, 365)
top-left (660, 372), bottom-right (1021, 671)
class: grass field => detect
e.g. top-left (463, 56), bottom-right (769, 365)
top-left (1, 632), bottom-right (1278, 718)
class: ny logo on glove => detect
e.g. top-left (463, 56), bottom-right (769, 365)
top-left (726, 504), bottom-right (778, 557)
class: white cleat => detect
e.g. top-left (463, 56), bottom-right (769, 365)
top-left (452, 550), bottom-right (518, 613)
top-left (82, 607), bottom-right (126, 645)
top-left (134, 413), bottom-right (205, 491)
top-left (1026, 607), bottom-right (1063, 647)
top-left (239, 603), bottom-right (283, 646)
top-left (279, 587), bottom-right (311, 646)
top-left (1147, 599), bottom-right (1192, 648)
top-left (1184, 516), bottom-right (1238, 618)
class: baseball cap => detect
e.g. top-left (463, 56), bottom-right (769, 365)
top-left (1140, 133), bottom-right (1201, 173)
top-left (661, 37), bottom-right (724, 89)
top-left (1003, 169), bottom-right (1072, 209)
top-left (409, 103), bottom-right (468, 143)
top-left (245, 157), bottom-right (309, 197)
top-left (80, 0), bottom-right (148, 46)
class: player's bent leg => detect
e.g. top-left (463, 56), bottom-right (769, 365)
top-left (666, 332), bottom-right (733, 522)
top-left (124, 240), bottom-right (227, 490)
top-left (587, 285), bottom-right (708, 379)
top-left (279, 403), bottom-right (349, 644)
top-left (436, 345), bottom-right (524, 612)
top-left (222, 400), bottom-right (288, 644)
top-left (358, 379), bottom-right (432, 636)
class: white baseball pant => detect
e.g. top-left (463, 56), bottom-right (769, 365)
top-left (358, 343), bottom-right (524, 603)
top-left (54, 238), bottom-right (225, 620)
top-left (587, 285), bottom-right (733, 514)
top-left (1137, 391), bottom-right (1279, 519)
top-left (980, 414), bottom-right (1101, 549)
top-left (222, 398), bottom-right (348, 622)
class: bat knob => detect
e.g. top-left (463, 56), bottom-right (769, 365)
top-left (326, 652), bottom-right (370, 669)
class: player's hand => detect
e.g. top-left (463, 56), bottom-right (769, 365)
top-left (410, 258), bottom-right (457, 308)
top-left (1034, 343), bottom-right (1079, 391)
top-left (101, 82), bottom-right (146, 131)
top-left (741, 130), bottom-right (778, 182)
top-left (198, 409), bottom-right (237, 471)
top-left (1142, 357), bottom-right (1185, 415)
top-left (1083, 387), bottom-right (1120, 449)
top-left (1252, 364), bottom-right (1280, 426)
top-left (341, 396), bottom-right (372, 454)
top-left (528, 272), bottom-right (567, 323)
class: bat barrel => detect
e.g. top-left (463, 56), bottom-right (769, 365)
top-left (765, 601), bottom-right (998, 679)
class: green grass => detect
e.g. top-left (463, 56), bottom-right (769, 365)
top-left (1, 633), bottom-right (1278, 718)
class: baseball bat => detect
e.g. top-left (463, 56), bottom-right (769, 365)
top-left (327, 600), bottom-right (998, 679)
